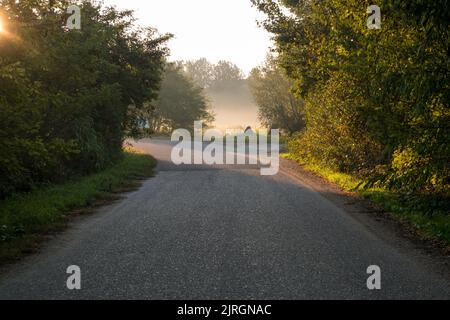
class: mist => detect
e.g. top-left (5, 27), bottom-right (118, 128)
top-left (206, 81), bottom-right (261, 132)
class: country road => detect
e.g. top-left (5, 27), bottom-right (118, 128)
top-left (0, 139), bottom-right (449, 299)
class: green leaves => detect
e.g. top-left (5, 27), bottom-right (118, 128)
top-left (254, 0), bottom-right (449, 201)
top-left (248, 55), bottom-right (305, 134)
top-left (149, 63), bottom-right (214, 133)
top-left (0, 0), bottom-right (169, 197)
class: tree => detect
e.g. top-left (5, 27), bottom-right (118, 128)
top-left (211, 60), bottom-right (244, 90)
top-left (181, 59), bottom-right (245, 91)
top-left (0, 0), bottom-right (170, 197)
top-left (252, 0), bottom-right (449, 201)
top-left (183, 58), bottom-right (214, 89)
top-left (248, 55), bottom-right (305, 134)
top-left (148, 63), bottom-right (214, 133)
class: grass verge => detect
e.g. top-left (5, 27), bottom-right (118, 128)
top-left (283, 153), bottom-right (450, 248)
top-left (0, 149), bottom-right (156, 264)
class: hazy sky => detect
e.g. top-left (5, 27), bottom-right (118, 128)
top-left (104, 0), bottom-right (273, 74)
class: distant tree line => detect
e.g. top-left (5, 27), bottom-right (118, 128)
top-left (146, 63), bottom-right (214, 133)
top-left (181, 58), bottom-right (245, 90)
top-left (248, 55), bottom-right (305, 135)
top-left (182, 58), bottom-right (296, 134)
top-left (251, 0), bottom-right (449, 211)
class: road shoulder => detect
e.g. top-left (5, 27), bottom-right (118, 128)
top-left (279, 158), bottom-right (450, 279)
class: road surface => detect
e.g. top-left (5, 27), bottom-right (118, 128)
top-left (0, 139), bottom-right (449, 299)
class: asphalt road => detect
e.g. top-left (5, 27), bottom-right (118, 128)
top-left (0, 139), bottom-right (449, 299)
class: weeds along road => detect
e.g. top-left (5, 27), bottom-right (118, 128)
top-left (0, 139), bottom-right (449, 299)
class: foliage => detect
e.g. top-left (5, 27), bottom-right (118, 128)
top-left (147, 63), bottom-right (214, 133)
top-left (181, 58), bottom-right (245, 90)
top-left (248, 54), bottom-right (305, 134)
top-left (0, 0), bottom-right (170, 197)
top-left (253, 0), bottom-right (449, 206)
top-left (211, 60), bottom-right (244, 90)
top-left (183, 58), bottom-right (214, 89)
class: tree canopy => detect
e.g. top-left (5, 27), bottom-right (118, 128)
top-left (252, 0), bottom-right (449, 209)
top-left (181, 58), bottom-right (245, 90)
top-left (147, 63), bottom-right (214, 133)
top-left (0, 0), bottom-right (170, 197)
top-left (248, 55), bottom-right (305, 134)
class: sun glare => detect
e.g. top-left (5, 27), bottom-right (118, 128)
top-left (0, 18), bottom-right (4, 33)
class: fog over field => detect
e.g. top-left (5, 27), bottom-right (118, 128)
top-left (206, 82), bottom-right (261, 131)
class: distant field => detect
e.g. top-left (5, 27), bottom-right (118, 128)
top-left (207, 83), bottom-right (261, 131)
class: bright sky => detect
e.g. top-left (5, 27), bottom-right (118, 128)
top-left (104, 0), bottom-right (272, 74)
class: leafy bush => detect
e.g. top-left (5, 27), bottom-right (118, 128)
top-left (253, 0), bottom-right (449, 204)
top-left (0, 0), bottom-right (170, 197)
